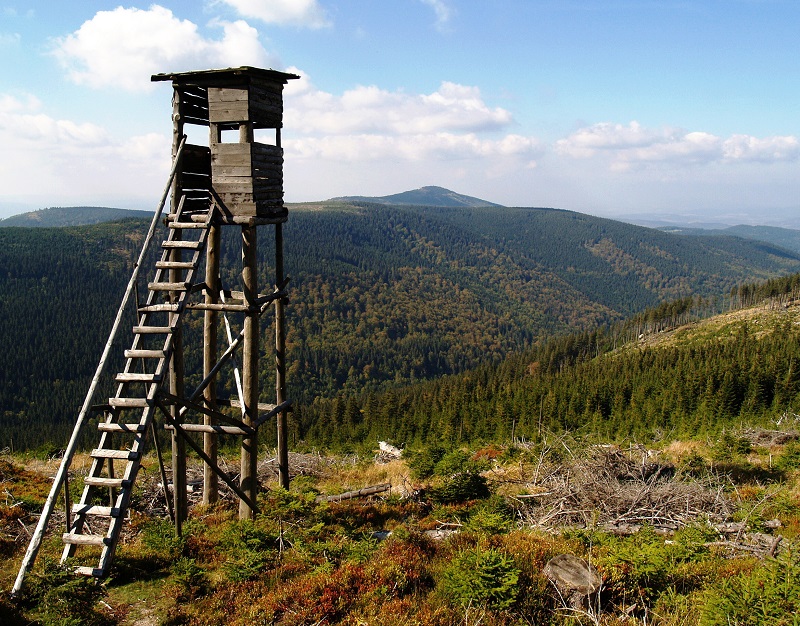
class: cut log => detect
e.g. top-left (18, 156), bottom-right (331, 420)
top-left (319, 483), bottom-right (391, 502)
top-left (544, 554), bottom-right (602, 611)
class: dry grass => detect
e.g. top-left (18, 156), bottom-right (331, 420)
top-left (312, 458), bottom-right (413, 498)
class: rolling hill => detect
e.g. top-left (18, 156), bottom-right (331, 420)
top-left (299, 279), bottom-right (800, 448)
top-left (0, 206), bottom-right (151, 227)
top-left (2, 200), bottom-right (800, 449)
top-left (660, 224), bottom-right (800, 255)
top-left (328, 185), bottom-right (503, 207)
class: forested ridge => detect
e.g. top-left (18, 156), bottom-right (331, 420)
top-left (1, 202), bottom-right (800, 450)
top-left (298, 286), bottom-right (800, 450)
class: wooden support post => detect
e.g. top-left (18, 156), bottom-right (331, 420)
top-left (170, 276), bottom-right (187, 533)
top-left (240, 224), bottom-right (258, 520)
top-left (63, 472), bottom-right (72, 532)
top-left (150, 419), bottom-right (174, 522)
top-left (275, 223), bottom-right (290, 489)
top-left (203, 224), bottom-right (220, 505)
top-left (170, 87), bottom-right (187, 533)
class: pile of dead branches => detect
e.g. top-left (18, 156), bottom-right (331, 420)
top-left (509, 441), bottom-right (732, 534)
top-left (129, 450), bottom-right (364, 515)
top-left (741, 427), bottom-right (798, 448)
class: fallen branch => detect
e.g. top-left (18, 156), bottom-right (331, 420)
top-left (319, 483), bottom-right (391, 503)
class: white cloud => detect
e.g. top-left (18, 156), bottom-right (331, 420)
top-left (556, 121), bottom-right (800, 170)
top-left (274, 69), bottom-right (544, 201)
top-left (286, 132), bottom-right (541, 163)
top-left (52, 5), bottom-right (274, 92)
top-left (0, 93), bottom-right (109, 147)
top-left (276, 71), bottom-right (541, 172)
top-left (0, 32), bottom-right (20, 47)
top-left (0, 92), bottom-right (170, 208)
top-left (217, 0), bottom-right (329, 28)
top-left (285, 73), bottom-right (514, 135)
top-left (420, 0), bottom-right (454, 32)
top-left (722, 134), bottom-right (800, 162)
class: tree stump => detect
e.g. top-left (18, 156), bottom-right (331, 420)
top-left (543, 554), bottom-right (602, 611)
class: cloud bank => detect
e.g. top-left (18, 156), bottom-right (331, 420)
top-left (556, 121), bottom-right (799, 170)
top-left (52, 5), bottom-right (274, 92)
top-left (3, 4), bottom-right (797, 216)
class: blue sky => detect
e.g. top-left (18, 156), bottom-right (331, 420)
top-left (1, 1), bottom-right (799, 225)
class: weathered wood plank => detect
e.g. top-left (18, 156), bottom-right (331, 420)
top-left (137, 304), bottom-right (180, 313)
top-left (124, 349), bottom-right (166, 359)
top-left (321, 483), bottom-right (392, 503)
top-left (148, 281), bottom-right (190, 291)
top-left (62, 533), bottom-right (110, 546)
top-left (210, 87), bottom-right (248, 102)
top-left (108, 397), bottom-right (151, 408)
top-left (162, 240), bottom-right (203, 249)
top-left (164, 423), bottom-right (253, 435)
top-left (73, 566), bottom-right (104, 577)
top-left (72, 504), bottom-right (121, 517)
top-left (114, 372), bottom-right (162, 383)
top-left (133, 325), bottom-right (173, 334)
top-left (226, 398), bottom-right (277, 412)
top-left (83, 476), bottom-right (130, 488)
top-left (97, 423), bottom-right (146, 434)
top-left (154, 261), bottom-right (194, 270)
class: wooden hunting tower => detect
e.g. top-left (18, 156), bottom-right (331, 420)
top-left (154, 66), bottom-right (294, 222)
top-left (14, 66), bottom-right (299, 594)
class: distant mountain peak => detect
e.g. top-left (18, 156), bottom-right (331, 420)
top-left (0, 206), bottom-right (150, 228)
top-left (329, 186), bottom-right (503, 208)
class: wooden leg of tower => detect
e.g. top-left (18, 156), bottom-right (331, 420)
top-left (240, 225), bottom-right (258, 520)
top-left (169, 89), bottom-right (187, 532)
top-left (203, 224), bottom-right (220, 505)
top-left (170, 242), bottom-right (187, 533)
top-left (275, 223), bottom-right (290, 490)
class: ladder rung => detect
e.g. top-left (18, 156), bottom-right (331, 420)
top-left (228, 399), bottom-right (277, 412)
top-left (169, 221), bottom-right (207, 229)
top-left (133, 325), bottom-right (173, 334)
top-left (90, 448), bottom-right (138, 461)
top-left (162, 240), bottom-right (202, 249)
top-left (164, 423), bottom-right (254, 435)
top-left (115, 372), bottom-right (162, 383)
top-left (62, 532), bottom-right (110, 546)
top-left (74, 566), bottom-right (104, 577)
top-left (83, 476), bottom-right (130, 488)
top-left (125, 349), bottom-right (166, 359)
top-left (155, 261), bottom-right (195, 269)
top-left (137, 304), bottom-right (179, 313)
top-left (72, 504), bottom-right (122, 517)
top-left (108, 397), bottom-right (152, 408)
top-left (148, 281), bottom-right (190, 291)
top-left (97, 423), bottom-right (146, 433)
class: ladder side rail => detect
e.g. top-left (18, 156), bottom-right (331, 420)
top-left (219, 292), bottom-right (246, 415)
top-left (12, 136), bottom-right (188, 596)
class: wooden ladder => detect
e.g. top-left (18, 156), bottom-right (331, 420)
top-left (61, 197), bottom-right (213, 577)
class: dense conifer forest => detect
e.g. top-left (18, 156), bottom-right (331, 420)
top-left (1, 203), bottom-right (800, 451)
top-left (298, 285), bottom-right (800, 450)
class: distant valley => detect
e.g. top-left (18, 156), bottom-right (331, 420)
top-left (2, 191), bottom-right (800, 448)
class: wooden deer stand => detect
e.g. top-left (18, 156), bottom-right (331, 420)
top-left (13, 66), bottom-right (299, 595)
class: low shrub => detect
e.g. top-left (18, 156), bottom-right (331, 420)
top-left (23, 557), bottom-right (113, 626)
top-left (439, 546), bottom-right (520, 610)
top-left (700, 545), bottom-right (800, 625)
top-left (406, 443), bottom-right (448, 479)
top-left (776, 441), bottom-right (800, 472)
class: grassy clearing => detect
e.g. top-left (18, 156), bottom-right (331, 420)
top-left (0, 433), bottom-right (798, 625)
